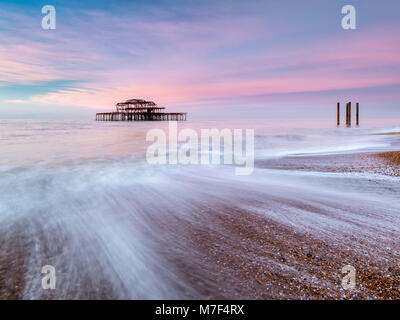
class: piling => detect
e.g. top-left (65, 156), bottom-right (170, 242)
top-left (356, 103), bottom-right (359, 126)
top-left (338, 102), bottom-right (359, 127)
top-left (348, 102), bottom-right (351, 126)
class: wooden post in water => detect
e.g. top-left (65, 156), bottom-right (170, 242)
top-left (356, 102), bottom-right (359, 126)
top-left (348, 102), bottom-right (351, 126)
top-left (345, 103), bottom-right (348, 125)
top-left (337, 103), bottom-right (340, 126)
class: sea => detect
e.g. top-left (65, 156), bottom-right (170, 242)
top-left (0, 118), bottom-right (399, 299)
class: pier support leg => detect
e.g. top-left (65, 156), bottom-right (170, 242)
top-left (337, 103), bottom-right (340, 126)
top-left (348, 102), bottom-right (351, 126)
top-left (356, 103), bottom-right (359, 126)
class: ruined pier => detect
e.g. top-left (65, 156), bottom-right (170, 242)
top-left (96, 98), bottom-right (187, 121)
top-left (336, 102), bottom-right (360, 126)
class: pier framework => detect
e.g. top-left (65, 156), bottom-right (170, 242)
top-left (96, 98), bottom-right (187, 121)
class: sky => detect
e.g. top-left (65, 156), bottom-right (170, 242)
top-left (0, 0), bottom-right (400, 119)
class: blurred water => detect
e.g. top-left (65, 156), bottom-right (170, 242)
top-left (0, 118), bottom-right (399, 299)
top-left (1, 118), bottom-right (399, 167)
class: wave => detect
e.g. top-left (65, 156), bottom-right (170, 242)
top-left (1, 158), bottom-right (399, 298)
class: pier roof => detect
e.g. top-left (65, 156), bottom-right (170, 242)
top-left (117, 99), bottom-right (157, 106)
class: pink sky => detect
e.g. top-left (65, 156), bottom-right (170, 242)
top-left (1, 1), bottom-right (400, 118)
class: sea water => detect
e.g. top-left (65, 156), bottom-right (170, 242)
top-left (0, 118), bottom-right (399, 298)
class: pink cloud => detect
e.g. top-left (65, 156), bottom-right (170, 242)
top-left (1, 7), bottom-right (400, 111)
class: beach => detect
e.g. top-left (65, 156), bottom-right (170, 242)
top-left (151, 151), bottom-right (400, 300)
top-left (2, 0), bottom-right (400, 304)
top-left (0, 119), bottom-right (399, 299)
top-left (377, 151), bottom-right (400, 166)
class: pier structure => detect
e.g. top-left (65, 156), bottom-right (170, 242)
top-left (336, 102), bottom-right (359, 126)
top-left (356, 102), bottom-right (359, 126)
top-left (96, 98), bottom-right (187, 121)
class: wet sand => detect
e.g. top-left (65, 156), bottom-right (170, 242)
top-left (170, 206), bottom-right (400, 300)
top-left (257, 151), bottom-right (400, 176)
top-left (377, 132), bottom-right (400, 136)
top-left (2, 201), bottom-right (398, 300)
top-left (165, 151), bottom-right (400, 300)
top-left (1, 151), bottom-right (399, 300)
top-left (377, 151), bottom-right (400, 166)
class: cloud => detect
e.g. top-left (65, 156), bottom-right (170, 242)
top-left (1, 1), bottom-right (400, 113)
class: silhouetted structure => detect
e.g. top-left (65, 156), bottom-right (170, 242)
top-left (96, 98), bottom-right (187, 121)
